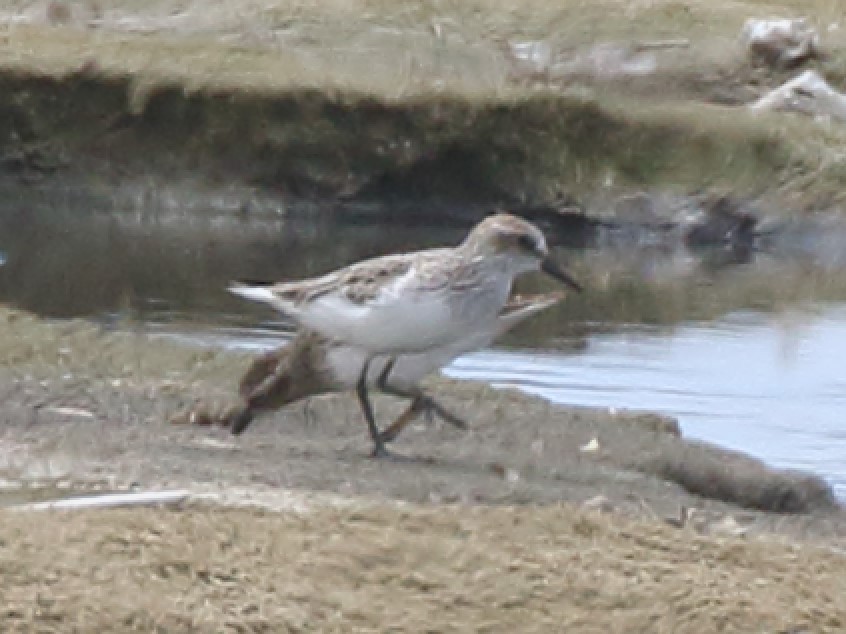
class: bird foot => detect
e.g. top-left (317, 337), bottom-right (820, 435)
top-left (370, 445), bottom-right (414, 462)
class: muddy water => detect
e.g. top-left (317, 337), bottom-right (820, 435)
top-left (1, 193), bottom-right (845, 497)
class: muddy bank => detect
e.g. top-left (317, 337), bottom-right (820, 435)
top-left (0, 307), bottom-right (842, 528)
top-left (0, 308), bottom-right (844, 630)
top-left (0, 70), bottom-right (783, 206)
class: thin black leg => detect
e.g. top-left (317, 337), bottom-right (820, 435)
top-left (356, 358), bottom-right (391, 458)
top-left (375, 358), bottom-right (397, 387)
top-left (375, 359), bottom-right (468, 432)
top-left (418, 397), bottom-right (468, 430)
top-left (378, 397), bottom-right (425, 444)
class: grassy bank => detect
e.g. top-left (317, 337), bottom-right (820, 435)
top-left (0, 68), bottom-right (788, 204)
top-left (2, 0), bottom-right (846, 208)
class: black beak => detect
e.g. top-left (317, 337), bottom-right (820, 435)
top-left (540, 257), bottom-right (582, 292)
top-left (229, 405), bottom-right (255, 435)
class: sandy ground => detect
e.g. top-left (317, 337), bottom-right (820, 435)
top-left (0, 307), bottom-right (844, 631)
top-left (2, 503), bottom-right (845, 633)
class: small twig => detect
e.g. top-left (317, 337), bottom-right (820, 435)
top-left (12, 490), bottom-right (192, 511)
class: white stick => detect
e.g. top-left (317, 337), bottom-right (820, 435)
top-left (12, 490), bottom-right (192, 511)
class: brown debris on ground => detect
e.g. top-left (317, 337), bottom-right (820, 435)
top-left (171, 333), bottom-right (840, 515)
top-left (636, 439), bottom-right (838, 514)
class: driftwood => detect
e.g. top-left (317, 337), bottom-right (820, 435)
top-left (750, 70), bottom-right (846, 123)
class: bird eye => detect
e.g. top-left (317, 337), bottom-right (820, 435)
top-left (517, 234), bottom-right (536, 252)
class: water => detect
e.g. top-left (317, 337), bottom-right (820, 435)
top-left (1, 193), bottom-right (845, 497)
top-left (446, 308), bottom-right (846, 497)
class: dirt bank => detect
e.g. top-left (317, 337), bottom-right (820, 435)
top-left (0, 306), bottom-right (840, 518)
top-left (2, 0), bottom-right (846, 210)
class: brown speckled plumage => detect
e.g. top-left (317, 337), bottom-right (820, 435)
top-left (250, 214), bottom-right (548, 310)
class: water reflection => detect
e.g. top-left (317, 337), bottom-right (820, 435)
top-left (0, 198), bottom-right (464, 323)
top-left (3, 197), bottom-right (846, 341)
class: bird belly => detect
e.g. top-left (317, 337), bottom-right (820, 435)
top-left (324, 345), bottom-right (369, 389)
top-left (325, 341), bottom-right (471, 392)
top-left (377, 348), bottom-right (455, 389)
top-left (301, 295), bottom-right (464, 354)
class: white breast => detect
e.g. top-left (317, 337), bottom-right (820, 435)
top-left (324, 345), bottom-right (369, 388)
top-left (325, 320), bottom-right (502, 393)
top-left (300, 285), bottom-right (474, 354)
top-left (325, 344), bottom-right (452, 391)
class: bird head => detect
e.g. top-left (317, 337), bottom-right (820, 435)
top-left (462, 213), bottom-right (582, 291)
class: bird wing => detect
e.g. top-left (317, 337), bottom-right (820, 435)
top-left (264, 247), bottom-right (472, 308)
top-left (259, 253), bottom-right (413, 306)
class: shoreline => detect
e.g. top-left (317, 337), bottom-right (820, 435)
top-left (0, 306), bottom-right (841, 528)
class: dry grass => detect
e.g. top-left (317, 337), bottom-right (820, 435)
top-left (2, 0), bottom-right (845, 96)
top-left (1, 502), bottom-right (844, 632)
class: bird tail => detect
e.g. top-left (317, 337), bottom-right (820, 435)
top-left (228, 282), bottom-right (278, 304)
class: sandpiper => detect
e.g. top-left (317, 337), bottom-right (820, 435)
top-left (229, 213), bottom-right (580, 354)
top-left (229, 213), bottom-right (580, 457)
top-left (227, 292), bottom-right (567, 455)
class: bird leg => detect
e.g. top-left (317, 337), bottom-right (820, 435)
top-left (375, 359), bottom-right (468, 444)
top-left (378, 398), bottom-right (425, 444)
top-left (356, 358), bottom-right (408, 460)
